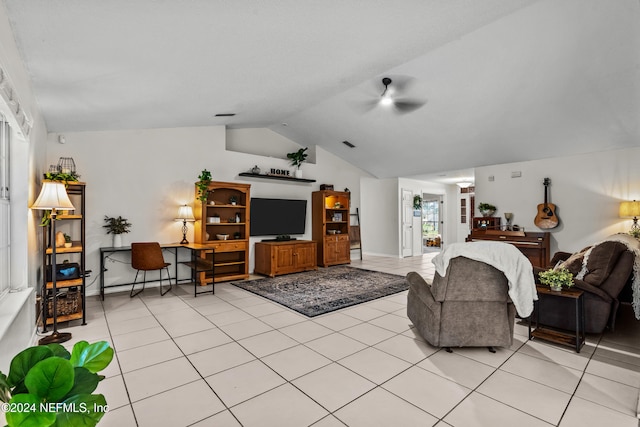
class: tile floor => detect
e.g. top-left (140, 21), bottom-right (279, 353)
top-left (28, 254), bottom-right (640, 426)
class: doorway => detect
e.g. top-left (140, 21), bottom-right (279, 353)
top-left (422, 193), bottom-right (442, 253)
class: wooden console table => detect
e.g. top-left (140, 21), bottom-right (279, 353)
top-left (254, 240), bottom-right (317, 277)
top-left (466, 230), bottom-right (550, 268)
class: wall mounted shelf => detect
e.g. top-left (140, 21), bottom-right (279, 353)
top-left (238, 172), bottom-right (316, 183)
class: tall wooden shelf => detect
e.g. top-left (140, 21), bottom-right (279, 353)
top-left (41, 181), bottom-right (86, 327)
top-left (194, 181), bottom-right (250, 283)
top-left (312, 190), bottom-right (351, 267)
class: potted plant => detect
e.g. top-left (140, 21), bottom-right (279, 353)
top-left (196, 169), bottom-right (212, 202)
top-left (103, 215), bottom-right (132, 247)
top-left (0, 340), bottom-right (113, 427)
top-left (64, 233), bottom-right (72, 248)
top-left (538, 267), bottom-right (574, 291)
top-left (286, 147), bottom-right (308, 178)
top-left (229, 196), bottom-right (238, 206)
top-left (478, 202), bottom-right (497, 217)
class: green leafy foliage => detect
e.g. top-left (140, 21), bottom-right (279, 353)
top-left (1, 340), bottom-right (113, 427)
top-left (196, 169), bottom-right (213, 202)
top-left (286, 147), bottom-right (308, 168)
top-left (539, 267), bottom-right (574, 289)
top-left (44, 172), bottom-right (80, 182)
top-left (478, 202), bottom-right (497, 212)
top-left (103, 216), bottom-right (132, 234)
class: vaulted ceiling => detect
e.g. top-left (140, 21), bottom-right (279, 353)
top-left (3, 0), bottom-right (639, 179)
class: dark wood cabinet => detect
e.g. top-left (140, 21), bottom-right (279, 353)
top-left (254, 240), bottom-right (317, 277)
top-left (465, 230), bottom-right (550, 268)
top-left (472, 216), bottom-right (501, 230)
top-left (312, 190), bottom-right (351, 267)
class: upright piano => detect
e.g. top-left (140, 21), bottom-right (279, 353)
top-left (465, 230), bottom-right (550, 268)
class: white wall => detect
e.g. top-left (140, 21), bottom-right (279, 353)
top-left (361, 177), bottom-right (399, 257)
top-left (475, 147), bottom-right (640, 254)
top-left (46, 126), bottom-right (368, 294)
top-left (0, 0), bottom-right (49, 368)
top-left (226, 128), bottom-right (316, 164)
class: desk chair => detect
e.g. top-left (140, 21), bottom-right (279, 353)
top-left (130, 242), bottom-right (172, 297)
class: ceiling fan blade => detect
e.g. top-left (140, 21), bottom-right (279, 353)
top-left (393, 98), bottom-right (426, 113)
top-left (352, 99), bottom-right (380, 114)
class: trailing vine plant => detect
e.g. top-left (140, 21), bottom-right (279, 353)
top-left (196, 169), bottom-right (212, 202)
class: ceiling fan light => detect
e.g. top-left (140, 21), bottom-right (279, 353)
top-left (456, 181), bottom-right (472, 188)
top-left (380, 95), bottom-right (393, 106)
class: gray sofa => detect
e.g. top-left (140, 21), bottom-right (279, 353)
top-left (407, 256), bottom-right (515, 349)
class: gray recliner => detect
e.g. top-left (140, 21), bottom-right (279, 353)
top-left (407, 256), bottom-right (516, 349)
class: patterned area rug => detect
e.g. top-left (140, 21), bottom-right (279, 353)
top-left (232, 266), bottom-right (407, 317)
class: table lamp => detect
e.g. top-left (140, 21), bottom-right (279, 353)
top-left (175, 204), bottom-right (195, 244)
top-left (31, 180), bottom-right (75, 345)
top-left (619, 200), bottom-right (640, 235)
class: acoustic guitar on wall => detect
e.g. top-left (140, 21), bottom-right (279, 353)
top-left (534, 177), bottom-right (559, 229)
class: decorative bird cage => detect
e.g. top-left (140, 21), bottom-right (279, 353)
top-left (57, 157), bottom-right (76, 174)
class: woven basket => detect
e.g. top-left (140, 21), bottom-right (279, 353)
top-left (47, 289), bottom-right (81, 316)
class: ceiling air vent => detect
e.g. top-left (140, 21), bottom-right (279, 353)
top-left (342, 140), bottom-right (355, 148)
top-left (214, 113), bottom-right (236, 117)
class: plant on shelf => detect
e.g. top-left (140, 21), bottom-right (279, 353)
top-left (0, 340), bottom-right (113, 427)
top-left (196, 169), bottom-right (212, 202)
top-left (64, 233), bottom-right (72, 248)
top-left (103, 216), bottom-right (132, 234)
top-left (478, 202), bottom-right (497, 217)
top-left (538, 267), bottom-right (574, 291)
top-left (229, 196), bottom-right (238, 205)
top-left (44, 171), bottom-right (80, 183)
top-left (286, 147), bottom-right (308, 168)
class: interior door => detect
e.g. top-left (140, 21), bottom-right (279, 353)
top-left (402, 189), bottom-right (413, 257)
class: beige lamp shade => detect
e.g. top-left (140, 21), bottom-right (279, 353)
top-left (31, 181), bottom-right (75, 210)
top-left (619, 200), bottom-right (640, 218)
top-left (175, 204), bottom-right (195, 222)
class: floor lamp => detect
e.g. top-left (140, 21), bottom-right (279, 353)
top-left (31, 180), bottom-right (75, 345)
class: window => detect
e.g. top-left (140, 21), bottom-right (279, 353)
top-left (0, 116), bottom-right (9, 299)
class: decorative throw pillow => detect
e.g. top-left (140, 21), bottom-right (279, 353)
top-left (557, 247), bottom-right (590, 276)
top-left (583, 241), bottom-right (627, 286)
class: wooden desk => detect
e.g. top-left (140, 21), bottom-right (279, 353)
top-left (99, 243), bottom-right (215, 299)
top-left (466, 230), bottom-right (550, 268)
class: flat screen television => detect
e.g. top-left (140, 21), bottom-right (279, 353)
top-left (250, 198), bottom-right (307, 237)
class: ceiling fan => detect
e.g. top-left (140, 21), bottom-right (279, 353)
top-left (358, 76), bottom-right (426, 114)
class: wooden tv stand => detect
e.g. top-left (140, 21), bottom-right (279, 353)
top-left (254, 240), bottom-right (318, 277)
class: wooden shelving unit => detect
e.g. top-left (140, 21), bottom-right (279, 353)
top-left (41, 182), bottom-right (86, 327)
top-left (312, 190), bottom-right (351, 267)
top-left (238, 172), bottom-right (316, 183)
top-left (194, 181), bottom-right (250, 283)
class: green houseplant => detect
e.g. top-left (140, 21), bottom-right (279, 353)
top-left (538, 267), bottom-right (574, 291)
top-left (102, 216), bottom-right (132, 235)
top-left (196, 169), bottom-right (212, 202)
top-left (478, 202), bottom-right (497, 217)
top-left (103, 216), bottom-right (132, 248)
top-left (286, 147), bottom-right (308, 178)
top-left (0, 340), bottom-right (113, 427)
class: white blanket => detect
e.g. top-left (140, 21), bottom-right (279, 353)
top-left (433, 241), bottom-right (537, 317)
